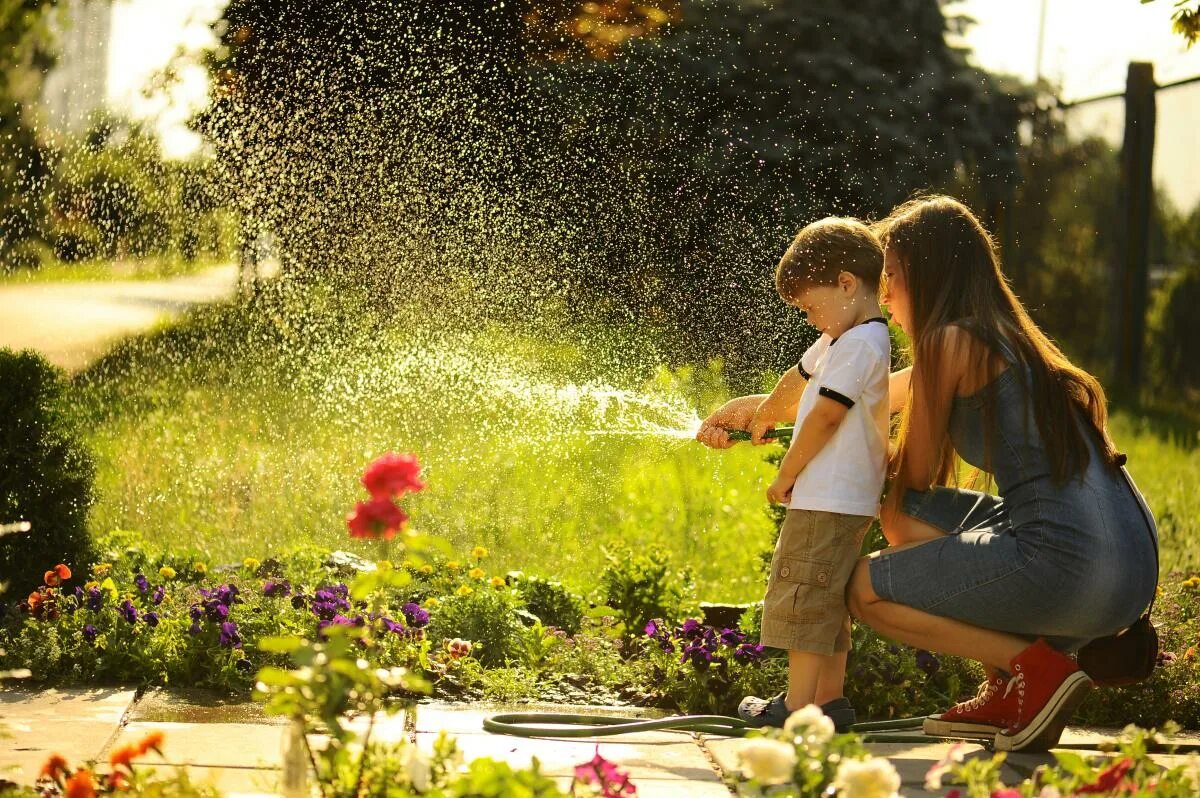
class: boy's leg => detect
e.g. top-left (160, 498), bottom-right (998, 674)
top-left (786, 649), bottom-right (828, 711)
top-left (814, 649), bottom-right (849, 706)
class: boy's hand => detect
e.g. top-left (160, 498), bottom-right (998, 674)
top-left (766, 475), bottom-right (794, 505)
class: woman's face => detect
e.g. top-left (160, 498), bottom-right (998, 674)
top-left (881, 247), bottom-right (911, 335)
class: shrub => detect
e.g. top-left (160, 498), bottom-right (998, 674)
top-left (0, 350), bottom-right (95, 598)
top-left (598, 543), bottom-right (696, 638)
top-left (425, 584), bottom-right (528, 667)
top-left (1148, 264), bottom-right (1200, 396)
top-left (507, 571), bottom-right (585, 634)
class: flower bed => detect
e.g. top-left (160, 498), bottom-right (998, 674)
top-left (3, 453), bottom-right (1200, 731)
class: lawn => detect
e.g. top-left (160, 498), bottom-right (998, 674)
top-left (70, 291), bottom-right (1200, 602)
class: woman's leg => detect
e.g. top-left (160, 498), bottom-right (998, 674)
top-left (846, 557), bottom-right (1028, 671)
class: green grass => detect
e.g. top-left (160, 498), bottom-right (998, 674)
top-left (0, 254), bottom-right (225, 285)
top-left (72, 291), bottom-right (777, 602)
top-left (69, 290), bottom-right (1200, 602)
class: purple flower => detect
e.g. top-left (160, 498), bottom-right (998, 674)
top-left (380, 616), bottom-right (405, 634)
top-left (401, 602), bottom-right (430, 628)
top-left (644, 619), bottom-right (659, 638)
top-left (144, 611), bottom-right (160, 627)
top-left (151, 586), bottom-right (165, 605)
top-left (82, 624), bottom-right (98, 643)
top-left (719, 628), bottom-right (745, 646)
top-left (290, 594), bottom-right (307, 610)
top-left (119, 600), bottom-right (139, 624)
top-left (85, 587), bottom-right (104, 611)
top-left (679, 619), bottom-right (702, 638)
top-left (188, 621), bottom-right (202, 636)
top-left (733, 642), bottom-right (766, 663)
top-left (218, 621), bottom-right (242, 648)
top-left (235, 657), bottom-right (253, 673)
top-left (915, 649), bottom-right (940, 677)
top-left (189, 604), bottom-right (204, 621)
top-left (134, 574), bottom-right (150, 593)
top-left (263, 580), bottom-right (291, 598)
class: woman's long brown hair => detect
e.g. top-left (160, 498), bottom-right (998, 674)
top-left (876, 195), bottom-right (1119, 487)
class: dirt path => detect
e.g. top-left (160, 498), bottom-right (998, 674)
top-left (0, 264), bottom-right (239, 371)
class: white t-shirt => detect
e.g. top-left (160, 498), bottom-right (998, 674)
top-left (789, 319), bottom-right (891, 517)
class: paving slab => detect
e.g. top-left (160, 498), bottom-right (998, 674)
top-left (0, 687), bottom-right (137, 783)
top-left (419, 731), bottom-right (719, 782)
top-left (108, 722), bottom-right (287, 770)
top-left (128, 688), bottom-right (284, 726)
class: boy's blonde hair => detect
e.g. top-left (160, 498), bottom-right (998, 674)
top-left (775, 217), bottom-right (883, 300)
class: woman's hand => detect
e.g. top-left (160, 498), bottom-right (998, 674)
top-left (696, 394), bottom-right (765, 449)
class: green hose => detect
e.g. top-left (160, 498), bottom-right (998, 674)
top-left (724, 426), bottom-right (793, 442)
top-left (481, 711), bottom-right (932, 741)
top-left (481, 711), bottom-right (1200, 752)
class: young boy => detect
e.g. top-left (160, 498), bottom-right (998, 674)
top-left (737, 217), bottom-right (890, 730)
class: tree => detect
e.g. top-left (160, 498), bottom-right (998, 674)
top-left (1142, 0), bottom-right (1200, 46)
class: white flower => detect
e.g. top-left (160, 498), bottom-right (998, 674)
top-left (1036, 786), bottom-right (1063, 798)
top-left (923, 741), bottom-right (966, 790)
top-left (783, 704), bottom-right (835, 744)
top-left (403, 744), bottom-right (432, 793)
top-left (831, 757), bottom-right (901, 798)
top-left (738, 737), bottom-right (798, 785)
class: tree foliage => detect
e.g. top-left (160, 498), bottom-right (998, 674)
top-left (198, 0), bottom-right (1022, 374)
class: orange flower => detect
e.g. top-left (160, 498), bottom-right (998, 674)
top-left (40, 753), bottom-right (69, 780)
top-left (135, 731), bottom-right (165, 757)
top-left (27, 591), bottom-right (43, 612)
top-left (64, 769), bottom-right (96, 798)
top-left (55, 564), bottom-right (72, 581)
top-left (109, 742), bottom-right (138, 771)
top-left (44, 570), bottom-right (61, 587)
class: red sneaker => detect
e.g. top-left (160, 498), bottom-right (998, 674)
top-left (923, 673), bottom-right (1016, 738)
top-left (993, 638), bottom-right (1093, 752)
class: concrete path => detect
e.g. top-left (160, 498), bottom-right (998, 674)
top-left (0, 264), bottom-right (239, 372)
top-left (3, 687), bottom-right (1192, 797)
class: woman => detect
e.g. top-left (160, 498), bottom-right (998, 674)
top-left (697, 195), bottom-right (1158, 751)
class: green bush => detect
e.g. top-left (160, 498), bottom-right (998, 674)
top-left (507, 571), bottom-right (585, 634)
top-left (1148, 264), bottom-right (1200, 396)
top-left (0, 350), bottom-right (95, 598)
top-left (425, 585), bottom-right (529, 667)
top-left (598, 543), bottom-right (697, 638)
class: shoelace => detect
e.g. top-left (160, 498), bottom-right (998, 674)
top-left (957, 679), bottom-right (999, 712)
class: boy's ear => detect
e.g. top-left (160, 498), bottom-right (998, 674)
top-left (838, 270), bottom-right (858, 293)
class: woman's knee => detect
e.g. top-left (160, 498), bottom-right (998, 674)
top-left (846, 559), bottom-right (878, 621)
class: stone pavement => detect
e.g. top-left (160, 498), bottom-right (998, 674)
top-left (1, 687), bottom-right (1192, 796)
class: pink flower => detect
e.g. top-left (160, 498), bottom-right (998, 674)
top-left (573, 748), bottom-right (637, 797)
top-left (346, 498), bottom-right (408, 540)
top-left (361, 453), bottom-right (424, 500)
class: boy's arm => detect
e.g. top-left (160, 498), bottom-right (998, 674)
top-left (766, 396), bottom-right (848, 503)
top-left (749, 366), bottom-right (808, 441)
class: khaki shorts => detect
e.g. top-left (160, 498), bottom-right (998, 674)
top-left (760, 509), bottom-right (873, 655)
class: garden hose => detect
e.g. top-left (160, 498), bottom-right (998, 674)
top-left (481, 711), bottom-right (934, 742)
top-left (481, 712), bottom-right (1200, 752)
top-left (723, 426), bottom-right (793, 442)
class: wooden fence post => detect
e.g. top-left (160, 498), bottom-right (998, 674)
top-left (1113, 62), bottom-right (1156, 402)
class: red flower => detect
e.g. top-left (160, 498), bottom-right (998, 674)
top-left (361, 453), bottom-right (425, 500)
top-left (40, 753), bottom-right (69, 781)
top-left (109, 742), bottom-right (138, 771)
top-left (64, 769), bottom-right (96, 798)
top-left (1077, 757), bottom-right (1135, 793)
top-left (347, 498), bottom-right (408, 540)
top-left (44, 570), bottom-right (61, 587)
top-left (55, 564), bottom-right (72, 581)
